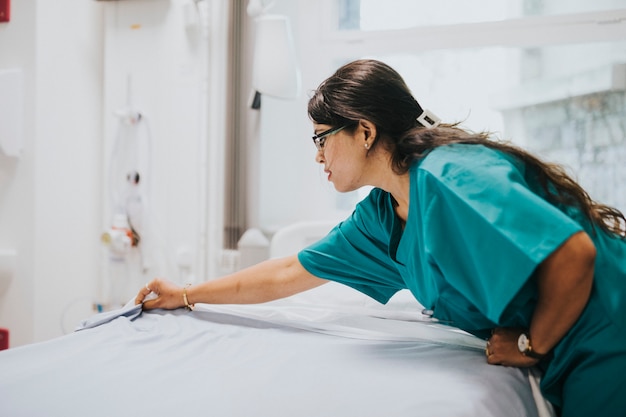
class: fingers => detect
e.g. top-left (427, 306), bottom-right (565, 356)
top-left (486, 328), bottom-right (504, 364)
top-left (135, 279), bottom-right (159, 307)
top-left (142, 298), bottom-right (159, 310)
top-left (486, 338), bottom-right (509, 365)
top-left (485, 340), bottom-right (496, 363)
top-left (486, 328), bottom-right (505, 364)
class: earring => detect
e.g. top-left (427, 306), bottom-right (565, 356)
top-left (364, 143), bottom-right (369, 149)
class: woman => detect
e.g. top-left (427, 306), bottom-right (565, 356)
top-left (136, 59), bottom-right (626, 415)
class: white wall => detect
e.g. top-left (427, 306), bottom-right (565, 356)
top-left (100, 0), bottom-right (230, 294)
top-left (253, 0), bottom-right (355, 234)
top-left (0, 0), bottom-right (37, 348)
top-left (0, 0), bottom-right (231, 346)
top-left (101, 0), bottom-right (207, 298)
top-left (0, 0), bottom-right (103, 346)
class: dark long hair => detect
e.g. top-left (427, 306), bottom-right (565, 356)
top-left (308, 59), bottom-right (625, 237)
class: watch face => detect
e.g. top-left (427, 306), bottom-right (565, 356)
top-left (518, 333), bottom-right (530, 353)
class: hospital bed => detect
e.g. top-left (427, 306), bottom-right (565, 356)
top-left (0, 222), bottom-right (554, 417)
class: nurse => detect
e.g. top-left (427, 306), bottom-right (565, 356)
top-left (136, 59), bottom-right (626, 416)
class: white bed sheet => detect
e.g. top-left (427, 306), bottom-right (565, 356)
top-left (0, 283), bottom-right (554, 417)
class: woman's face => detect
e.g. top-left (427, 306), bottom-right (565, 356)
top-left (312, 123), bottom-right (368, 193)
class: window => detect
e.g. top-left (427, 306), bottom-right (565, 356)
top-left (257, 1), bottom-right (626, 229)
top-left (337, 0), bottom-right (625, 29)
top-left (307, 0), bottom-right (626, 212)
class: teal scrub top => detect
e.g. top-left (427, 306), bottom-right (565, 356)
top-left (298, 144), bottom-right (626, 413)
top-left (299, 144), bottom-right (583, 335)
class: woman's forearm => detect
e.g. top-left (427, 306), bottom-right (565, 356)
top-left (138, 255), bottom-right (327, 310)
top-left (186, 255), bottom-right (327, 305)
top-left (528, 231), bottom-right (596, 355)
top-left (487, 231), bottom-right (596, 367)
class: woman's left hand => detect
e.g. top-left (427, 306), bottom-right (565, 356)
top-left (485, 327), bottom-right (540, 368)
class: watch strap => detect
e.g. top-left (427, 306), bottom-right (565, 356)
top-left (520, 332), bottom-right (546, 360)
top-left (523, 345), bottom-right (546, 360)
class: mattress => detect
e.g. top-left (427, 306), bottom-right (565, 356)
top-left (0, 282), bottom-right (554, 417)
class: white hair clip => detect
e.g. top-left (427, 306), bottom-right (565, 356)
top-left (417, 109), bottom-right (441, 129)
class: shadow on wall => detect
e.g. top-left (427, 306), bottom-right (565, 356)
top-left (0, 155), bottom-right (18, 206)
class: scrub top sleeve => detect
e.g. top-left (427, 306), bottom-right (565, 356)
top-left (419, 147), bottom-right (583, 323)
top-left (298, 192), bottom-right (404, 304)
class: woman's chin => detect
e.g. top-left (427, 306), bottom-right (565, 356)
top-left (333, 184), bottom-right (357, 193)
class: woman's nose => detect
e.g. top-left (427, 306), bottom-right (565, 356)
top-left (315, 150), bottom-right (324, 164)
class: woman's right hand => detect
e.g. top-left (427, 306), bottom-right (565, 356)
top-left (135, 278), bottom-right (185, 310)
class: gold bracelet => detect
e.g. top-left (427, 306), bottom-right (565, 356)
top-left (183, 284), bottom-right (195, 311)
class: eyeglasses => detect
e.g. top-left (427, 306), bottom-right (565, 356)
top-left (311, 125), bottom-right (349, 151)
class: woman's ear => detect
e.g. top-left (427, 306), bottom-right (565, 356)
top-left (358, 119), bottom-right (377, 146)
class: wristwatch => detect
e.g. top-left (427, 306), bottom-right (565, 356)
top-left (517, 332), bottom-right (546, 360)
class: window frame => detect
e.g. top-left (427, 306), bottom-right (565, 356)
top-left (312, 2), bottom-right (626, 58)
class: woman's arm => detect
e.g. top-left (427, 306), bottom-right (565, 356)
top-left (487, 231), bottom-right (596, 367)
top-left (135, 255), bottom-right (328, 310)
